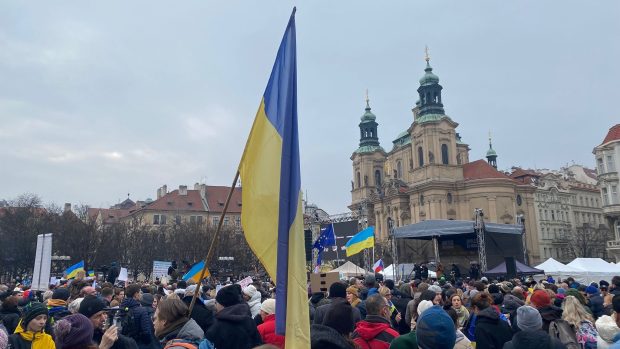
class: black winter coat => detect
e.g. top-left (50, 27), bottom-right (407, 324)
top-left (0, 308), bottom-right (20, 334)
top-left (538, 305), bottom-right (563, 332)
top-left (589, 294), bottom-right (604, 319)
top-left (503, 329), bottom-right (567, 349)
top-left (474, 307), bottom-right (512, 349)
top-left (182, 296), bottom-right (214, 334)
top-left (120, 298), bottom-right (156, 347)
top-left (204, 303), bottom-right (262, 349)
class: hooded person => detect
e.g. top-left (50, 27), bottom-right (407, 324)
top-left (53, 313), bottom-right (97, 349)
top-left (351, 294), bottom-right (399, 349)
top-left (47, 288), bottom-right (72, 325)
top-left (256, 299), bottom-right (285, 349)
top-left (503, 305), bottom-right (566, 349)
top-left (530, 289), bottom-right (563, 332)
top-left (7, 302), bottom-right (56, 349)
top-left (242, 285), bottom-right (262, 318)
top-left (153, 298), bottom-right (205, 349)
top-left (313, 282), bottom-right (361, 325)
top-left (204, 284), bottom-right (262, 349)
top-left (181, 285), bottom-right (214, 334)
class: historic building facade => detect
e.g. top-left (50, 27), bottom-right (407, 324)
top-left (350, 57), bottom-right (541, 264)
top-left (595, 124), bottom-right (620, 261)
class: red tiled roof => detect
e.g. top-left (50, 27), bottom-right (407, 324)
top-left (463, 160), bottom-right (513, 181)
top-left (206, 186), bottom-right (242, 213)
top-left (87, 207), bottom-right (132, 224)
top-left (602, 124), bottom-right (620, 145)
top-left (583, 167), bottom-right (598, 180)
top-left (146, 189), bottom-right (207, 212)
top-left (509, 168), bottom-right (540, 179)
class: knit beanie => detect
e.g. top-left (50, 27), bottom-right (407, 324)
top-left (557, 288), bottom-right (566, 295)
top-left (54, 313), bottom-right (94, 349)
top-left (586, 286), bottom-right (599, 295)
top-left (488, 284), bottom-right (501, 294)
top-left (52, 288), bottom-right (71, 301)
top-left (140, 293), bottom-right (154, 307)
top-left (417, 300), bottom-right (434, 316)
top-left (416, 305), bottom-right (457, 349)
top-left (216, 284), bottom-right (243, 307)
top-left (566, 289), bottom-right (587, 306)
top-left (22, 302), bottom-right (48, 329)
top-left (260, 298), bottom-right (276, 315)
top-left (428, 285), bottom-right (442, 294)
top-left (78, 296), bottom-right (106, 319)
top-left (517, 305), bottom-right (543, 331)
top-left (328, 282), bottom-right (347, 299)
top-left (530, 290), bottom-right (551, 309)
top-left (322, 301), bottom-right (355, 336)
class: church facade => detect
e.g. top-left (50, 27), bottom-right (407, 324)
top-left (350, 57), bottom-right (542, 265)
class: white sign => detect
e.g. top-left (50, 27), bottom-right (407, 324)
top-left (236, 276), bottom-right (253, 289)
top-left (50, 277), bottom-right (59, 286)
top-left (152, 261), bottom-right (172, 280)
top-left (117, 267), bottom-right (128, 282)
top-left (32, 234), bottom-right (53, 291)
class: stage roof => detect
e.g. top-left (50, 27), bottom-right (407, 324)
top-left (393, 220), bottom-right (523, 240)
top-left (485, 260), bottom-right (544, 276)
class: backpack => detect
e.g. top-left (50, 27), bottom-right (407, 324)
top-left (117, 307), bottom-right (140, 340)
top-left (163, 339), bottom-right (215, 349)
top-left (548, 319), bottom-right (579, 349)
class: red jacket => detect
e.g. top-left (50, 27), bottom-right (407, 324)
top-left (257, 314), bottom-right (285, 349)
top-left (352, 315), bottom-right (399, 349)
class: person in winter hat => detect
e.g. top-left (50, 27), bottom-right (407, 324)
top-left (79, 295), bottom-right (138, 349)
top-left (313, 282), bottom-right (361, 325)
top-left (8, 302), bottom-right (56, 349)
top-left (53, 313), bottom-right (96, 349)
top-left (351, 294), bottom-right (399, 349)
top-left (205, 284), bottom-right (262, 349)
top-left (503, 305), bottom-right (565, 349)
top-left (257, 299), bottom-right (285, 349)
top-left (416, 305), bottom-right (457, 349)
top-left (243, 284), bottom-right (262, 318)
top-left (587, 285), bottom-right (605, 319)
top-left (48, 288), bottom-right (72, 325)
top-left (530, 289), bottom-right (563, 332)
top-left (323, 301), bottom-right (356, 337)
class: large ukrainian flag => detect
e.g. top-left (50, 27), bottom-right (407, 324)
top-left (238, 8), bottom-right (309, 348)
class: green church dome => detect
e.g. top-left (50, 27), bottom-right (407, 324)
top-left (419, 62), bottom-right (439, 86)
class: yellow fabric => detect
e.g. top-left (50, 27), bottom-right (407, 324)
top-left (345, 236), bottom-right (374, 257)
top-left (46, 299), bottom-right (67, 307)
top-left (239, 100), bottom-right (282, 280)
top-left (14, 322), bottom-right (56, 349)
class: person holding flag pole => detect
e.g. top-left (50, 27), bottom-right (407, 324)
top-left (186, 8), bottom-right (309, 349)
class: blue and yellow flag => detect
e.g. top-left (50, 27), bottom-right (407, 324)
top-left (238, 8), bottom-right (309, 348)
top-left (182, 261), bottom-right (210, 283)
top-left (87, 270), bottom-right (95, 277)
top-left (345, 226), bottom-right (375, 257)
top-left (65, 260), bottom-right (85, 279)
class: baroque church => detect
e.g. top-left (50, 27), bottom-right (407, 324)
top-left (350, 55), bottom-right (542, 264)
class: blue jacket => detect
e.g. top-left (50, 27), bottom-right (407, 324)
top-left (120, 298), bottom-right (156, 348)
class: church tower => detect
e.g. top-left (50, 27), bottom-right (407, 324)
top-left (486, 132), bottom-right (498, 169)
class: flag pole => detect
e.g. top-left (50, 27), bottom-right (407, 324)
top-left (187, 170), bottom-right (240, 316)
top-left (332, 223), bottom-right (340, 267)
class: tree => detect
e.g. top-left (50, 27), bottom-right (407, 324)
top-left (569, 223), bottom-right (611, 259)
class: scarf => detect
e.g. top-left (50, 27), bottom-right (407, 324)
top-left (47, 299), bottom-right (67, 308)
top-left (155, 317), bottom-right (188, 340)
top-left (350, 298), bottom-right (360, 308)
top-left (14, 322), bottom-right (55, 349)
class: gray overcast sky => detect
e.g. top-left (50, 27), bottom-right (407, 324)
top-left (1, 1), bottom-right (619, 214)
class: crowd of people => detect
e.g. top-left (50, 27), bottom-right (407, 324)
top-left (3, 270), bottom-right (620, 349)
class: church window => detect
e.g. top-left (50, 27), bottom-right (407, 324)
top-left (419, 195), bottom-right (425, 206)
top-left (418, 147), bottom-right (424, 167)
top-left (441, 144), bottom-right (449, 165)
top-left (356, 172), bottom-right (361, 188)
top-left (375, 170), bottom-right (381, 187)
top-left (364, 175), bottom-right (368, 187)
top-left (396, 161), bottom-right (402, 179)
top-left (447, 193), bottom-right (453, 204)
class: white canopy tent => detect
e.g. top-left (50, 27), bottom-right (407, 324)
top-left (565, 258), bottom-right (620, 284)
top-left (380, 263), bottom-right (437, 281)
top-left (534, 258), bottom-right (585, 283)
top-left (328, 261), bottom-right (366, 278)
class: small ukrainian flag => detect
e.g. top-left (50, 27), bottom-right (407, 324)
top-left (182, 261), bottom-right (210, 283)
top-left (65, 261), bottom-right (85, 279)
top-left (345, 227), bottom-right (375, 257)
top-left (88, 270), bottom-right (95, 277)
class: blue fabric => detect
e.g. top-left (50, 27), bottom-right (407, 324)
top-left (313, 224), bottom-right (336, 267)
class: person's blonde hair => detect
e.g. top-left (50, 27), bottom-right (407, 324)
top-left (378, 286), bottom-right (390, 297)
top-left (562, 295), bottom-right (593, 328)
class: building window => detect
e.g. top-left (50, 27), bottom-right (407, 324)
top-left (441, 144), bottom-right (449, 165)
top-left (356, 172), bottom-right (361, 188)
top-left (375, 170), bottom-right (381, 187)
top-left (607, 155), bottom-right (616, 172)
top-left (603, 188), bottom-right (609, 206)
top-left (598, 158), bottom-right (605, 174)
top-left (447, 192), bottom-right (453, 204)
top-left (235, 216), bottom-right (241, 227)
top-left (516, 195), bottom-right (522, 206)
top-left (418, 147), bottom-right (424, 167)
top-left (224, 217), bottom-right (229, 226)
top-left (213, 216), bottom-right (220, 226)
top-left (175, 215), bottom-right (182, 225)
top-left (419, 195), bottom-right (425, 206)
top-left (364, 175), bottom-right (369, 186)
top-left (153, 214), bottom-right (166, 225)
top-left (613, 185), bottom-right (619, 204)
top-left (396, 161), bottom-right (402, 179)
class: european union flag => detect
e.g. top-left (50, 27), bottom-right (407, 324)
top-left (313, 224), bottom-right (336, 266)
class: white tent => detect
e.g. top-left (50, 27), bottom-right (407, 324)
top-left (381, 263), bottom-right (436, 281)
top-left (534, 258), bottom-right (585, 283)
top-left (328, 261), bottom-right (366, 278)
top-left (565, 258), bottom-right (620, 284)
